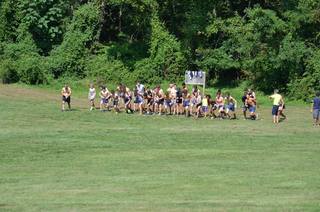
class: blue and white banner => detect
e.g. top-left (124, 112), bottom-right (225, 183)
top-left (185, 70), bottom-right (206, 85)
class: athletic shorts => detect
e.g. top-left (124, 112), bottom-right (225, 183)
top-left (183, 100), bottom-right (190, 108)
top-left (249, 105), bottom-right (256, 113)
top-left (100, 98), bottom-right (108, 104)
top-left (176, 98), bottom-right (182, 104)
top-left (134, 96), bottom-right (143, 104)
top-left (165, 100), bottom-right (173, 107)
top-left (227, 103), bottom-right (235, 112)
top-left (272, 105), bottom-right (279, 116)
top-left (242, 105), bottom-right (248, 112)
top-left (156, 99), bottom-right (164, 105)
top-left (113, 100), bottom-right (119, 106)
top-left (202, 106), bottom-right (208, 112)
top-left (279, 104), bottom-right (285, 111)
top-left (124, 97), bottom-right (131, 104)
top-left (313, 109), bottom-right (319, 119)
top-left (147, 98), bottom-right (154, 105)
top-left (217, 105), bottom-right (224, 112)
top-left (62, 96), bottom-right (70, 103)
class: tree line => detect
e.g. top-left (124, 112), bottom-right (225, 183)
top-left (0, 0), bottom-right (319, 100)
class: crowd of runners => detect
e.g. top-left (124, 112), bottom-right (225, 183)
top-left (60, 82), bottom-right (320, 125)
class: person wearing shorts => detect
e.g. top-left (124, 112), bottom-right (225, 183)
top-left (164, 91), bottom-right (174, 115)
top-left (88, 83), bottom-right (96, 111)
top-left (124, 88), bottom-right (134, 114)
top-left (215, 90), bottom-right (225, 119)
top-left (201, 95), bottom-right (209, 118)
top-left (154, 85), bottom-right (164, 115)
top-left (100, 86), bottom-right (110, 111)
top-left (225, 92), bottom-right (237, 119)
top-left (134, 89), bottom-right (144, 115)
top-left (194, 93), bottom-right (202, 118)
top-left (183, 93), bottom-right (191, 117)
top-left (110, 90), bottom-right (120, 113)
top-left (175, 87), bottom-right (183, 115)
top-left (278, 97), bottom-right (286, 120)
top-left (144, 87), bottom-right (154, 114)
top-left (61, 84), bottom-right (72, 111)
top-left (269, 89), bottom-right (282, 124)
top-left (246, 92), bottom-right (257, 120)
top-left (241, 91), bottom-right (248, 119)
top-left (311, 91), bottom-right (320, 126)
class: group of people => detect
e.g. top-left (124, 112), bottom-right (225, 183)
top-left (85, 82), bottom-right (243, 120)
top-left (60, 82), bottom-right (319, 125)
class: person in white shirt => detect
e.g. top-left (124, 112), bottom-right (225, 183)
top-left (88, 83), bottom-right (96, 111)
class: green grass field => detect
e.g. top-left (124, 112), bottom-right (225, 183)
top-left (0, 84), bottom-right (319, 211)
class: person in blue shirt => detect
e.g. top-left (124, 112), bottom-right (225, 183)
top-left (311, 91), bottom-right (320, 126)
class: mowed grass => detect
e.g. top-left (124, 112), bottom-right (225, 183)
top-left (0, 84), bottom-right (319, 211)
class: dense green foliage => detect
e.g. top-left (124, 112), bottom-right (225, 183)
top-left (0, 0), bottom-right (319, 98)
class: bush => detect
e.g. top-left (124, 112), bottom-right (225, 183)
top-left (0, 59), bottom-right (19, 83)
top-left (86, 54), bottom-right (132, 86)
top-left (16, 55), bottom-right (49, 84)
top-left (288, 49), bottom-right (320, 101)
top-left (133, 58), bottom-right (162, 85)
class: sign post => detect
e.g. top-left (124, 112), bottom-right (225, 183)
top-left (184, 70), bottom-right (206, 94)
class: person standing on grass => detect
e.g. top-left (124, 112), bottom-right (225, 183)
top-left (225, 92), bottom-right (237, 119)
top-left (215, 90), bottom-right (225, 119)
top-left (241, 91), bottom-right (248, 119)
top-left (154, 85), bottom-right (165, 115)
top-left (246, 92), bottom-right (257, 120)
top-left (269, 89), bottom-right (283, 124)
top-left (311, 91), bottom-right (320, 126)
top-left (61, 84), bottom-right (72, 111)
top-left (99, 86), bottom-right (110, 111)
top-left (88, 83), bottom-right (96, 111)
top-left (201, 94), bottom-right (209, 118)
top-left (111, 90), bottom-right (120, 114)
top-left (278, 96), bottom-right (286, 120)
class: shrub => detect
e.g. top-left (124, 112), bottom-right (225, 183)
top-left (16, 55), bottom-right (49, 84)
top-left (86, 54), bottom-right (131, 86)
top-left (133, 58), bottom-right (162, 85)
top-left (0, 59), bottom-right (19, 83)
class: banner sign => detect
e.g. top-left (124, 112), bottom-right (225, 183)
top-left (184, 70), bottom-right (206, 85)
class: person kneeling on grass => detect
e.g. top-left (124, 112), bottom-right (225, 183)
top-left (61, 84), bottom-right (72, 111)
top-left (225, 92), bottom-right (237, 119)
top-left (269, 89), bottom-right (283, 124)
top-left (311, 91), bottom-right (320, 126)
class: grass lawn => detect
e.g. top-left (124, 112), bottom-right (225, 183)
top-left (0, 84), bottom-right (319, 211)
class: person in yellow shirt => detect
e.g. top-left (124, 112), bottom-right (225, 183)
top-left (61, 84), bottom-right (71, 111)
top-left (201, 95), bottom-right (209, 118)
top-left (269, 89), bottom-right (283, 124)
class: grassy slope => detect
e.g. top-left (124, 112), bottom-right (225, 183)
top-left (0, 84), bottom-right (319, 211)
